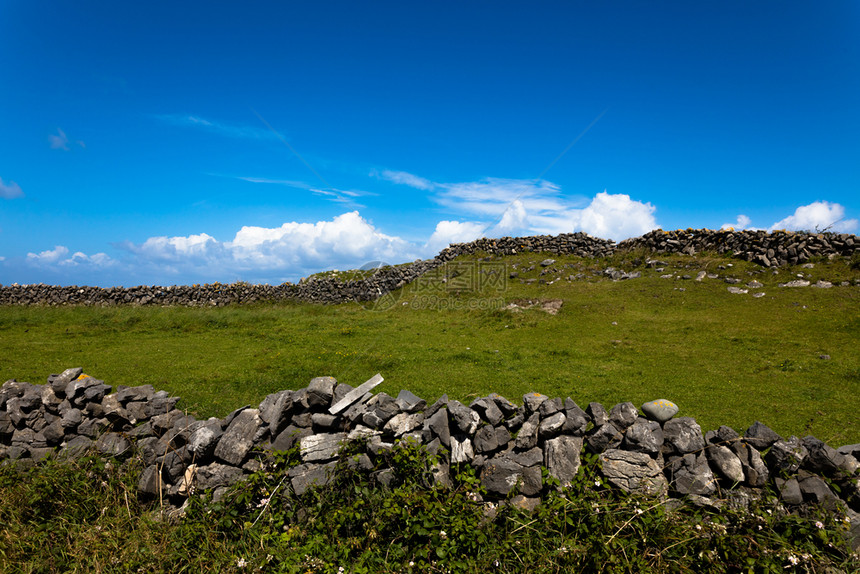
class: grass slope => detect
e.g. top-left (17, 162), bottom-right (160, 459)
top-left (2, 249), bottom-right (858, 445)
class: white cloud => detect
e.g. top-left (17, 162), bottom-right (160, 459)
top-left (769, 201), bottom-right (858, 233)
top-left (26, 246), bottom-right (114, 268)
top-left (721, 215), bottom-right (753, 230)
top-left (384, 170), bottom-right (656, 240)
top-left (425, 220), bottom-right (486, 253)
top-left (377, 169), bottom-right (435, 191)
top-left (0, 177), bottom-right (24, 199)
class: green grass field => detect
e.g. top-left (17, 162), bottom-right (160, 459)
top-left (2, 249), bottom-right (859, 445)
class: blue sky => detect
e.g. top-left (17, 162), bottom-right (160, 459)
top-left (1, 1), bottom-right (858, 287)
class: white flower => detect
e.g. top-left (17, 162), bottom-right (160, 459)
top-left (594, 479), bottom-right (602, 487)
top-left (787, 554), bottom-right (799, 565)
top-left (237, 558), bottom-right (247, 568)
top-left (695, 524), bottom-right (702, 531)
top-left (256, 497), bottom-right (270, 508)
top-left (409, 561), bottom-right (415, 567)
top-left (636, 508), bottom-right (643, 515)
top-left (814, 520), bottom-right (824, 529)
top-left (439, 530), bottom-right (447, 539)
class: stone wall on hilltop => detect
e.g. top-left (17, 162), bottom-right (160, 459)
top-left (0, 229), bottom-right (857, 307)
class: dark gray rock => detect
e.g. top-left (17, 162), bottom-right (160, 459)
top-left (41, 420), bottom-right (65, 446)
top-left (538, 397), bottom-right (563, 417)
top-left (213, 409), bottom-right (264, 466)
top-left (544, 435), bottom-right (583, 486)
top-left (470, 398), bottom-right (504, 426)
top-left (663, 417), bottom-right (706, 455)
top-left (599, 449), bottom-right (668, 497)
top-left (311, 413), bottom-right (340, 431)
top-left (668, 452), bottom-right (717, 496)
top-left (269, 425), bottom-right (313, 453)
top-left (488, 393), bottom-right (518, 417)
top-left (608, 402), bottom-right (639, 430)
top-left (797, 471), bottom-right (841, 510)
top-left (292, 412), bottom-right (313, 428)
top-left (95, 432), bottom-right (132, 458)
top-left (587, 402), bottom-right (608, 426)
top-left (622, 418), bottom-right (663, 456)
top-left (59, 435), bottom-right (93, 458)
top-left (744, 421), bottom-right (781, 450)
top-left (509, 447), bottom-right (543, 467)
top-left (423, 394), bottom-right (449, 420)
top-left (48, 367), bottom-right (83, 396)
top-left (765, 436), bottom-right (808, 474)
top-left (515, 412), bottom-right (540, 450)
top-left (776, 477), bottom-right (804, 505)
top-left (195, 462), bottom-right (245, 491)
top-left (481, 456), bottom-right (542, 496)
top-left (802, 435), bottom-right (849, 477)
top-left (115, 384), bottom-right (155, 405)
top-left (731, 441), bottom-right (769, 487)
top-left (538, 412), bottom-right (566, 439)
top-left (77, 417), bottom-right (108, 438)
top-left (561, 398), bottom-right (588, 436)
top-left (40, 386), bottom-right (63, 414)
top-left (259, 390), bottom-right (294, 437)
top-left (425, 408), bottom-right (451, 447)
top-left (473, 425), bottom-right (504, 454)
top-left (138, 465), bottom-right (162, 496)
top-left (448, 401), bottom-right (480, 436)
top-left (60, 408), bottom-right (83, 430)
top-left (395, 389), bottom-right (426, 413)
top-left (587, 422), bottom-right (623, 454)
top-left (306, 376), bottom-right (337, 408)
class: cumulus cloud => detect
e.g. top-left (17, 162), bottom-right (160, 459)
top-left (721, 215), bottom-right (753, 230)
top-left (0, 177), bottom-right (24, 199)
top-left (425, 220), bottom-right (486, 253)
top-left (769, 201), bottom-right (858, 233)
top-left (386, 169), bottom-right (658, 241)
top-left (26, 245), bottom-right (114, 268)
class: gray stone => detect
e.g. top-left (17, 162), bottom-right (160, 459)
top-left (797, 471), bottom-right (841, 510)
top-left (311, 413), bottom-right (340, 431)
top-left (448, 401), bottom-right (480, 436)
top-left (395, 389), bottom-right (426, 413)
top-left (450, 436), bottom-right (474, 464)
top-left (765, 436), bottom-right (808, 474)
top-left (640, 399), bottom-right (679, 423)
top-left (40, 386), bottom-right (63, 413)
top-left (668, 452), bottom-right (717, 496)
top-left (505, 447), bottom-right (544, 466)
top-left (188, 423), bottom-right (224, 462)
top-left (425, 408), bottom-right (451, 447)
top-left (423, 394), bottom-right (449, 420)
top-left (488, 393), bottom-right (518, 417)
top-left (802, 435), bottom-right (849, 476)
top-left (538, 397), bottom-right (563, 417)
top-left (269, 425), bottom-right (312, 453)
top-left (561, 398), bottom-right (588, 436)
top-left (744, 421), bottom-right (781, 450)
top-left (95, 432), bottom-right (132, 458)
top-left (383, 413), bottom-right (424, 438)
top-left (586, 402), bottom-right (608, 426)
top-left (306, 376), bottom-right (337, 408)
top-left (290, 462), bottom-right (335, 495)
top-left (368, 393), bottom-right (400, 425)
top-left (663, 417), bottom-right (706, 455)
top-left (706, 444), bottom-right (745, 484)
top-left (138, 465), bottom-right (162, 496)
top-left (259, 390), bottom-right (294, 436)
top-left (622, 418), bottom-right (663, 455)
top-left (213, 409), bottom-right (264, 466)
top-left (730, 441), bottom-right (769, 487)
top-left (41, 420), bottom-right (65, 446)
top-left (608, 402), bottom-right (639, 430)
top-left (777, 478), bottom-right (804, 505)
top-left (538, 411), bottom-right (566, 439)
top-left (544, 435), bottom-right (583, 486)
top-left (59, 435), bottom-right (93, 458)
top-left (473, 425), bottom-right (503, 454)
top-left (299, 433), bottom-right (346, 462)
top-left (522, 392), bottom-right (548, 414)
top-left (515, 413), bottom-right (540, 450)
top-left (115, 384), bottom-right (155, 404)
top-left (481, 456), bottom-right (542, 496)
top-left (599, 449), bottom-right (668, 497)
top-left (329, 373), bottom-right (383, 414)
top-left (470, 398), bottom-right (504, 426)
top-left (587, 422), bottom-right (623, 454)
top-left (195, 462), bottom-right (245, 491)
top-left (48, 367), bottom-right (84, 395)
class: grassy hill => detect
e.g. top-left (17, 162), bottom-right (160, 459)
top-left (2, 248), bottom-right (858, 445)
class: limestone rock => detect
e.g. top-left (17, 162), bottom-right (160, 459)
top-left (599, 449), bottom-right (668, 497)
top-left (544, 435), bottom-right (583, 486)
top-left (640, 399), bottom-right (679, 423)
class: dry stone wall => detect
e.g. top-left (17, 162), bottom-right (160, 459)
top-left (2, 229), bottom-right (856, 307)
top-left (1, 368), bottom-right (859, 549)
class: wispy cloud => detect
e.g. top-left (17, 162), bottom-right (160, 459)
top-left (48, 128), bottom-right (85, 151)
top-left (155, 114), bottom-right (277, 140)
top-left (233, 174), bottom-right (372, 207)
top-left (376, 169), bottom-right (436, 191)
top-left (0, 177), bottom-right (24, 199)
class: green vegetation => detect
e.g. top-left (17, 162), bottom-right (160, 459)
top-left (0, 441), bottom-right (857, 573)
top-left (2, 250), bottom-right (858, 444)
